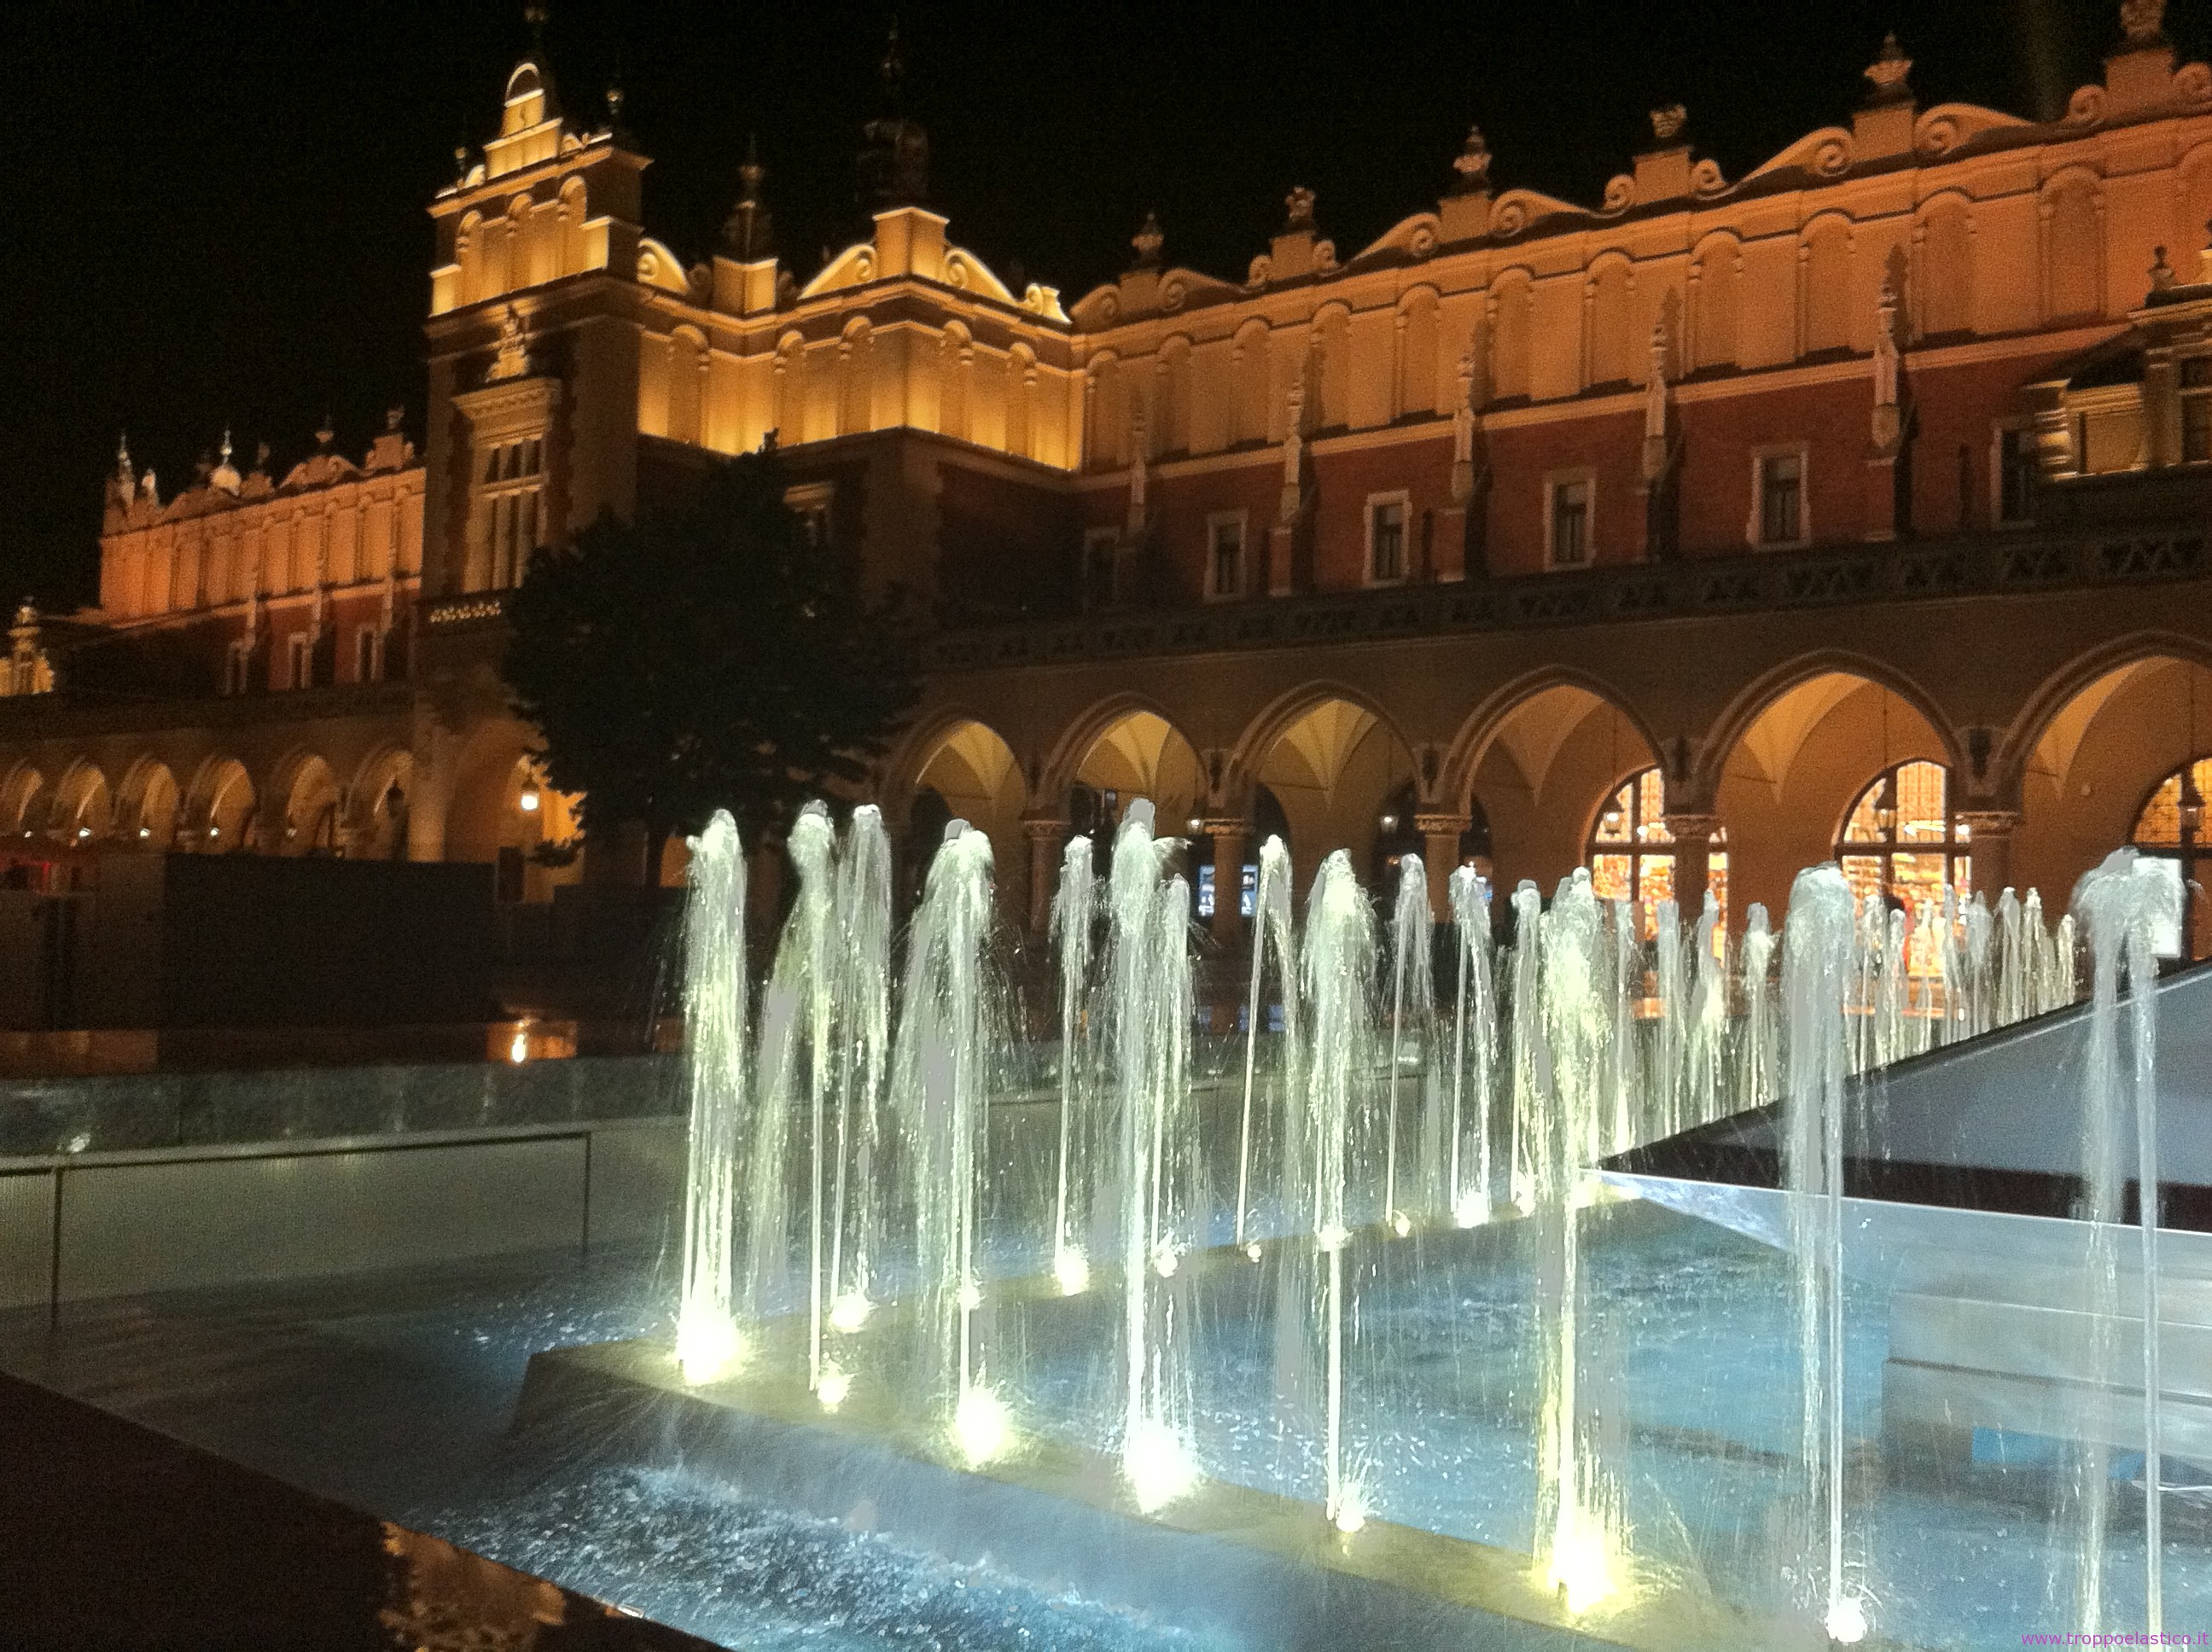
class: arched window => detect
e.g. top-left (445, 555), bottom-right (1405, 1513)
top-left (2130, 755), bottom-right (2209, 958)
top-left (1836, 759), bottom-right (1968, 913)
top-left (1588, 766), bottom-right (1727, 937)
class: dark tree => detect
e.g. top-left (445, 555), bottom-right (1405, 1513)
top-left (503, 451), bottom-right (917, 862)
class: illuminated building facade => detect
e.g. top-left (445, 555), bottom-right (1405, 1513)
top-left (6, 4), bottom-right (2212, 973)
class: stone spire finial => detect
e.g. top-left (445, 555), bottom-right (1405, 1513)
top-left (1284, 185), bottom-right (1317, 232)
top-left (315, 416), bottom-right (335, 451)
top-left (859, 20), bottom-right (929, 206)
top-left (1130, 211), bottom-right (1163, 269)
top-left (212, 428), bottom-right (241, 495)
top-left (1863, 32), bottom-right (1913, 104)
top-left (2121, 0), bottom-right (2168, 45)
top-left (1449, 125), bottom-right (1492, 193)
top-left (604, 83), bottom-right (625, 133)
top-left (1649, 103), bottom-right (1688, 143)
top-left (2152, 244), bottom-right (2177, 293)
top-left (115, 432), bottom-right (133, 483)
top-left (523, 3), bottom-right (549, 51)
top-left (721, 135), bottom-right (777, 259)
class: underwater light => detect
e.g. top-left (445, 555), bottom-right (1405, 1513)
top-left (952, 1385), bottom-right (1012, 1465)
top-left (1390, 1212), bottom-right (1412, 1237)
top-left (957, 1280), bottom-right (984, 1312)
top-left (816, 1365), bottom-right (852, 1411)
top-left (1150, 1241), bottom-right (1181, 1278)
top-left (1452, 1191), bottom-right (1490, 1229)
top-left (1317, 1222), bottom-right (1350, 1254)
top-left (509, 1029), bottom-right (529, 1064)
top-left (829, 1291), bottom-right (872, 1333)
top-left (1124, 1416), bottom-right (1199, 1513)
top-left (1545, 1525), bottom-right (1618, 1616)
top-left (673, 1312), bottom-right (742, 1387)
top-left (1330, 1485), bottom-right (1369, 1533)
top-left (1825, 1596), bottom-right (1868, 1644)
top-left (1243, 1241), bottom-right (1262, 1263)
top-left (1053, 1248), bottom-right (1090, 1296)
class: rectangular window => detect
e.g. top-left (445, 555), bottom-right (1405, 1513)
top-left (224, 642), bottom-right (252, 696)
top-left (784, 482), bottom-right (835, 550)
top-left (1547, 476), bottom-right (1592, 568)
top-left (1367, 497), bottom-right (1407, 584)
top-left (288, 634), bottom-right (312, 691)
top-left (474, 435), bottom-right (550, 592)
top-left (355, 627), bottom-right (382, 683)
top-left (1206, 515), bottom-right (1245, 600)
top-left (1758, 451), bottom-right (1804, 544)
top-left (1996, 426), bottom-right (2039, 522)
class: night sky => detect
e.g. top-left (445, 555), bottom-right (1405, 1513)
top-left (3, 0), bottom-right (2176, 611)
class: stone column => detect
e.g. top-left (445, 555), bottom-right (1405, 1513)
top-left (1957, 809), bottom-right (2021, 899)
top-left (1415, 812), bottom-right (1470, 920)
top-left (1022, 813), bottom-right (1069, 937)
top-left (1200, 818), bottom-right (1249, 947)
top-left (1662, 812), bottom-right (1722, 922)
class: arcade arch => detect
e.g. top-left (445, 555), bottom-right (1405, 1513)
top-left (123, 759), bottom-right (181, 847)
top-left (275, 753), bottom-right (342, 855)
top-left (2, 765), bottom-right (44, 837)
top-left (1709, 668), bottom-right (1954, 922)
top-left (194, 758), bottom-right (257, 850)
top-left (1457, 681), bottom-right (1658, 903)
top-left (2014, 649), bottom-right (2212, 928)
top-left (1242, 693), bottom-right (1416, 891)
top-left (53, 762), bottom-right (112, 842)
top-left (905, 718), bottom-right (1024, 913)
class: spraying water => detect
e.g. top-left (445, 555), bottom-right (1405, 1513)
top-left (1103, 801), bottom-right (1202, 1512)
top-left (825, 806), bottom-right (893, 1351)
top-left (2068, 849), bottom-right (2180, 1633)
top-left (1237, 836), bottom-right (1297, 1252)
top-left (676, 811), bottom-right (748, 1385)
top-left (1050, 833), bottom-right (1098, 1295)
top-left (1447, 864), bottom-right (1496, 1227)
top-left (1383, 853), bottom-right (1435, 1231)
top-left (1531, 869), bottom-right (1626, 1612)
top-left (890, 822), bottom-right (1007, 1461)
top-left (1301, 850), bottom-right (1376, 1529)
top-left (1780, 864), bottom-right (1865, 1643)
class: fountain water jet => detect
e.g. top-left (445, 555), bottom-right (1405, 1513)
top-left (675, 811), bottom-right (748, 1385)
top-left (1446, 864), bottom-right (1496, 1227)
top-left (1780, 864), bottom-right (1865, 1643)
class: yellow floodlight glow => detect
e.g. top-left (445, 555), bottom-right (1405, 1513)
top-left (1544, 1523), bottom-right (1620, 1617)
top-left (1123, 1416), bottom-right (1199, 1514)
top-left (1053, 1248), bottom-right (1091, 1297)
top-left (952, 1385), bottom-right (1012, 1466)
top-left (673, 1312), bottom-right (742, 1387)
top-left (1330, 1483), bottom-right (1370, 1534)
top-left (1825, 1597), bottom-right (1869, 1644)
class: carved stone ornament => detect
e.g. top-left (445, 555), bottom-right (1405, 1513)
top-left (1131, 211), bottom-right (1164, 268)
top-left (1284, 185), bottom-right (1317, 231)
top-left (1864, 32), bottom-right (1912, 100)
top-left (489, 306), bottom-right (531, 381)
top-left (1603, 175), bottom-right (1635, 212)
top-left (1450, 125), bottom-right (1492, 191)
top-left (2122, 0), bottom-right (2168, 46)
top-left (1649, 103), bottom-right (1688, 143)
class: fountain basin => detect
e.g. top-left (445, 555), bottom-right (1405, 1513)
top-left (515, 1335), bottom-right (1795, 1652)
